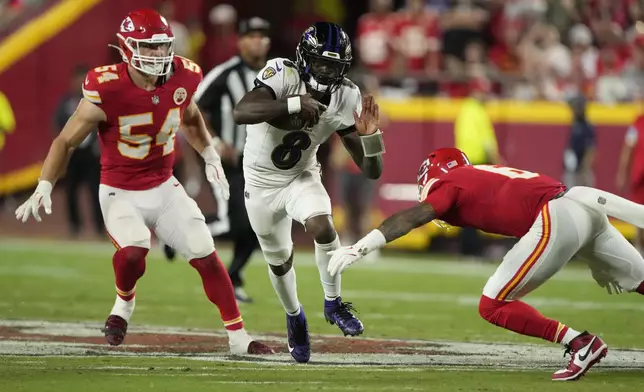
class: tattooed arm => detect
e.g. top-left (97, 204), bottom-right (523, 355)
top-left (377, 203), bottom-right (436, 242)
top-left (354, 202), bottom-right (437, 253)
top-left (326, 202), bottom-right (437, 276)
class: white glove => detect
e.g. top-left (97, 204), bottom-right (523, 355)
top-left (591, 267), bottom-right (623, 295)
top-left (327, 229), bottom-right (387, 276)
top-left (327, 245), bottom-right (365, 276)
top-left (201, 146), bottom-right (230, 201)
top-left (15, 180), bottom-right (53, 222)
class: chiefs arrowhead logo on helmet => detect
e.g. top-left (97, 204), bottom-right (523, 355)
top-left (120, 16), bottom-right (135, 32)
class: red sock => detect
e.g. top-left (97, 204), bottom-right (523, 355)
top-left (190, 252), bottom-right (243, 331)
top-left (637, 281), bottom-right (644, 295)
top-left (479, 295), bottom-right (568, 343)
top-left (112, 246), bottom-right (148, 301)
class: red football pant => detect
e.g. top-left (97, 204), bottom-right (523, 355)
top-left (112, 246), bottom-right (148, 301)
top-left (637, 281), bottom-right (644, 295)
top-left (479, 295), bottom-right (569, 343)
top-left (190, 251), bottom-right (244, 331)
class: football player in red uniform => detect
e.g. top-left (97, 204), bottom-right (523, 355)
top-left (328, 147), bottom-right (644, 381)
top-left (15, 9), bottom-right (273, 355)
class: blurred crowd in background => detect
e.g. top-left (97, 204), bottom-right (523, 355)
top-left (116, 0), bottom-right (644, 103)
top-left (356, 0), bottom-right (644, 103)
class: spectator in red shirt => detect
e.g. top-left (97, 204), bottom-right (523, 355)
top-left (585, 0), bottom-right (631, 33)
top-left (203, 4), bottom-right (239, 70)
top-left (489, 19), bottom-right (522, 77)
top-left (356, 0), bottom-right (396, 78)
top-left (392, 0), bottom-right (441, 79)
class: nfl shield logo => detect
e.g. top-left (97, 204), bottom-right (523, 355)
top-left (152, 95), bottom-right (160, 105)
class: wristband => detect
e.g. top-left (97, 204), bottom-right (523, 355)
top-left (287, 96), bottom-right (302, 114)
top-left (360, 129), bottom-right (385, 157)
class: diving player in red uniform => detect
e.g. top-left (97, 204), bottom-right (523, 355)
top-left (329, 147), bottom-right (644, 381)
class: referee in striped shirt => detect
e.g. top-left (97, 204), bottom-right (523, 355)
top-left (194, 17), bottom-right (271, 303)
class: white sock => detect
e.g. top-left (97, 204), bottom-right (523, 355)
top-left (315, 235), bottom-right (342, 300)
top-left (109, 295), bottom-right (135, 322)
top-left (561, 327), bottom-right (582, 346)
top-left (268, 265), bottom-right (300, 315)
top-left (226, 328), bottom-right (254, 354)
top-left (226, 327), bottom-right (250, 343)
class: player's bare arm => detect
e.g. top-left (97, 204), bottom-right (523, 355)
top-left (377, 203), bottom-right (436, 242)
top-left (233, 87), bottom-right (326, 125)
top-left (338, 94), bottom-right (384, 179)
top-left (339, 131), bottom-right (383, 180)
top-left (40, 99), bottom-right (106, 184)
top-left (182, 98), bottom-right (231, 201)
top-left (181, 99), bottom-right (213, 154)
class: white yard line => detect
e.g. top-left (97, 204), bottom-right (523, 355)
top-left (0, 319), bottom-right (643, 371)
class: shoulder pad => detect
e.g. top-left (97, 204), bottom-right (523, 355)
top-left (175, 55), bottom-right (203, 77)
top-left (83, 64), bottom-right (122, 104)
top-left (283, 59), bottom-right (298, 69)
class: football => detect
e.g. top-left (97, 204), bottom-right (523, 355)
top-left (267, 113), bottom-right (308, 131)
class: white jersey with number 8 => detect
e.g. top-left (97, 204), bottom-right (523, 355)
top-left (243, 57), bottom-right (362, 188)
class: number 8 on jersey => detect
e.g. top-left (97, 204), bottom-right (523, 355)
top-left (271, 131), bottom-right (312, 170)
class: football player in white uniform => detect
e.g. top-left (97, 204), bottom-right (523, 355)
top-left (233, 22), bottom-right (385, 363)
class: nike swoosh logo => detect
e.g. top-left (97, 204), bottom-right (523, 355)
top-left (276, 63), bottom-right (282, 72)
top-left (577, 337), bottom-right (596, 362)
top-left (173, 183), bottom-right (180, 187)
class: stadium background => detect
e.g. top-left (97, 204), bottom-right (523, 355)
top-left (0, 0), bottom-right (643, 251)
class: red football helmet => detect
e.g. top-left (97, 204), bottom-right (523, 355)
top-left (114, 9), bottom-right (175, 76)
top-left (416, 147), bottom-right (471, 202)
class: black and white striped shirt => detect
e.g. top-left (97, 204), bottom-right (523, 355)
top-left (194, 56), bottom-right (260, 153)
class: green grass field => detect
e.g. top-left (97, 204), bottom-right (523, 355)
top-left (1, 238), bottom-right (644, 391)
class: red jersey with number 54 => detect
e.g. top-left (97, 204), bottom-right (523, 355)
top-left (421, 165), bottom-right (565, 237)
top-left (82, 56), bottom-right (202, 190)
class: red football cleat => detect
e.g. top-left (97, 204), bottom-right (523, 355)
top-left (101, 315), bottom-right (128, 346)
top-left (552, 331), bottom-right (608, 381)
